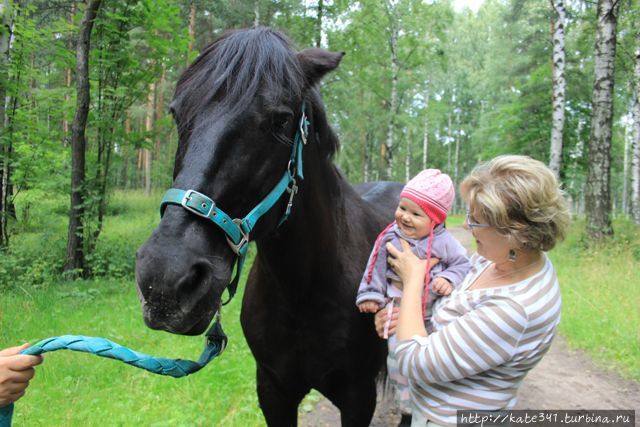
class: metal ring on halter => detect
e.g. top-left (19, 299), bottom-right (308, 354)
top-left (287, 160), bottom-right (296, 179)
top-left (225, 218), bottom-right (249, 255)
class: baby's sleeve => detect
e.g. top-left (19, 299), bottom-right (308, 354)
top-left (355, 231), bottom-right (393, 307)
top-left (435, 235), bottom-right (471, 288)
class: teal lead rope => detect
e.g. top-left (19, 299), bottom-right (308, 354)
top-left (0, 320), bottom-right (227, 426)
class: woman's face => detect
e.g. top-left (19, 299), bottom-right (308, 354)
top-left (464, 207), bottom-right (510, 263)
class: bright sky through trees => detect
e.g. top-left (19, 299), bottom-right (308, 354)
top-left (453, 0), bottom-right (484, 13)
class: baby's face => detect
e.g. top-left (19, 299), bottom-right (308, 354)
top-left (395, 197), bottom-right (433, 239)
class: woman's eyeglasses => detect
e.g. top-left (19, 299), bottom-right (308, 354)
top-left (466, 211), bottom-right (491, 229)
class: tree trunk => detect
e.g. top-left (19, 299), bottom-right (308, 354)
top-left (405, 128), bottom-right (411, 182)
top-left (144, 83), bottom-right (154, 195)
top-left (65, 0), bottom-right (102, 275)
top-left (585, 0), bottom-right (619, 241)
top-left (549, 0), bottom-right (567, 178)
top-left (187, 0), bottom-right (196, 67)
top-left (384, 19), bottom-right (398, 180)
top-left (447, 113), bottom-right (452, 173)
top-left (122, 110), bottom-right (131, 189)
top-left (154, 64), bottom-right (165, 158)
top-left (631, 31), bottom-right (640, 225)
top-left (254, 0), bottom-right (260, 27)
top-left (62, 2), bottom-right (76, 145)
top-left (0, 0), bottom-right (13, 247)
top-left (622, 123), bottom-right (630, 214)
top-left (316, 0), bottom-right (323, 48)
top-left (454, 109), bottom-right (461, 212)
top-left (422, 81), bottom-right (429, 170)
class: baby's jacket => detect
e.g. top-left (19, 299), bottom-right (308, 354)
top-left (355, 223), bottom-right (471, 315)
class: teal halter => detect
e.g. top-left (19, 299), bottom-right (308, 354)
top-left (160, 103), bottom-right (309, 304)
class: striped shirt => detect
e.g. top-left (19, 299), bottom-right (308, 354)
top-left (395, 253), bottom-right (561, 427)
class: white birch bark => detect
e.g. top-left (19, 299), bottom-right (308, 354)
top-left (383, 0), bottom-right (399, 180)
top-left (385, 27), bottom-right (398, 180)
top-left (585, 0), bottom-right (620, 240)
top-left (454, 109), bottom-right (461, 212)
top-left (631, 31), bottom-right (640, 224)
top-left (423, 81), bottom-right (429, 170)
top-left (254, 0), bottom-right (260, 27)
top-left (622, 122), bottom-right (630, 214)
top-left (549, 0), bottom-right (567, 178)
top-left (405, 129), bottom-right (411, 182)
top-left (447, 113), bottom-right (452, 173)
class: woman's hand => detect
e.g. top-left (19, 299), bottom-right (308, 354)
top-left (386, 240), bottom-right (428, 288)
top-left (374, 305), bottom-right (400, 338)
top-left (0, 344), bottom-right (43, 406)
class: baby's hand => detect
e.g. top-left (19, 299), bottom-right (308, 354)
top-left (358, 301), bottom-right (380, 313)
top-left (432, 277), bottom-right (453, 296)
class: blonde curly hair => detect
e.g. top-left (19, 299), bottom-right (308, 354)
top-left (460, 155), bottom-right (570, 251)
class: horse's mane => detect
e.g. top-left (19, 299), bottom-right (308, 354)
top-left (173, 28), bottom-right (303, 126)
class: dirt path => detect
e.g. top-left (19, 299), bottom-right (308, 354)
top-left (300, 226), bottom-right (640, 426)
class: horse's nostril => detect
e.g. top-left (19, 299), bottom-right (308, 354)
top-left (176, 261), bottom-right (212, 297)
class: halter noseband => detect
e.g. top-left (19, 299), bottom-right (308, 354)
top-left (159, 103), bottom-right (309, 305)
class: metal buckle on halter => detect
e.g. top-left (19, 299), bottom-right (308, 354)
top-left (299, 111), bottom-right (308, 145)
top-left (285, 177), bottom-right (298, 211)
top-left (181, 189), bottom-right (215, 219)
top-left (225, 218), bottom-right (249, 256)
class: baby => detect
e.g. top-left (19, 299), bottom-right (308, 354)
top-left (355, 169), bottom-right (471, 418)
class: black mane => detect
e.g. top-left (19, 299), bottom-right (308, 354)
top-left (172, 27), bottom-right (305, 127)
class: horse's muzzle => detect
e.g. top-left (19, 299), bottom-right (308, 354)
top-left (135, 238), bottom-right (231, 336)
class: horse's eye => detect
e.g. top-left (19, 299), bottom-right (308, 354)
top-left (272, 110), bottom-right (294, 132)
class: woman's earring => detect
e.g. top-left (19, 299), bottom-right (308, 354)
top-left (508, 249), bottom-right (517, 262)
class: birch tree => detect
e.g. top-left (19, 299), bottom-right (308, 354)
top-left (383, 0), bottom-right (399, 180)
top-left (632, 30), bottom-right (640, 224)
top-left (585, 0), bottom-right (620, 240)
top-left (549, 0), bottom-right (567, 178)
top-left (65, 0), bottom-right (102, 274)
top-left (423, 81), bottom-right (429, 170)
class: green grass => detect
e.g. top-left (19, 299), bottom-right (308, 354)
top-left (549, 218), bottom-right (640, 381)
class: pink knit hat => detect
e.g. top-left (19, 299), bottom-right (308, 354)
top-left (400, 169), bottom-right (454, 224)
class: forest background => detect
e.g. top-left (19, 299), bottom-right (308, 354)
top-left (0, 0), bottom-right (639, 424)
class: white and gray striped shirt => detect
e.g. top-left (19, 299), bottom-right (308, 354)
top-left (395, 253), bottom-right (561, 427)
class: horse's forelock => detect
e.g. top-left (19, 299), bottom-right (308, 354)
top-left (173, 28), bottom-right (305, 125)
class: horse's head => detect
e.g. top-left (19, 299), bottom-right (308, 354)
top-left (135, 28), bottom-right (343, 335)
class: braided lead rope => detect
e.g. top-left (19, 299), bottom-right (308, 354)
top-left (0, 321), bottom-right (227, 427)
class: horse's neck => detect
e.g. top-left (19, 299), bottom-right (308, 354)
top-left (256, 160), bottom-right (367, 281)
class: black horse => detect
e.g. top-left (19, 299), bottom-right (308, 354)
top-left (135, 27), bottom-right (402, 426)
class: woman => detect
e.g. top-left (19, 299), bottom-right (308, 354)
top-left (376, 155), bottom-right (570, 427)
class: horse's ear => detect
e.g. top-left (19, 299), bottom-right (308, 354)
top-left (297, 48), bottom-right (345, 86)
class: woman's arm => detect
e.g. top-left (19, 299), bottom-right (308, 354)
top-left (386, 240), bottom-right (428, 341)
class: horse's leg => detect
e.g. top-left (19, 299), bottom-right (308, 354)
top-left (339, 381), bottom-right (377, 427)
top-left (256, 363), bottom-right (309, 427)
top-left (321, 375), bottom-right (377, 427)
